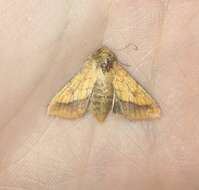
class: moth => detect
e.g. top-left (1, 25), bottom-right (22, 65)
top-left (48, 47), bottom-right (160, 122)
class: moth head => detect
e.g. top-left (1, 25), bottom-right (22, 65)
top-left (94, 47), bottom-right (117, 72)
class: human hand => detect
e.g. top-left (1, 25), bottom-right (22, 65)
top-left (0, 1), bottom-right (199, 190)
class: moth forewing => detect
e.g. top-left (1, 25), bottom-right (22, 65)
top-left (112, 63), bottom-right (160, 120)
top-left (47, 61), bottom-right (97, 119)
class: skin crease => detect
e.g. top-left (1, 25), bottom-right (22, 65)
top-left (0, 0), bottom-right (199, 189)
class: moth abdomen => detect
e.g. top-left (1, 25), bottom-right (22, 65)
top-left (89, 78), bottom-right (114, 122)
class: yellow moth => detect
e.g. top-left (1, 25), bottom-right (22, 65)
top-left (48, 47), bottom-right (160, 122)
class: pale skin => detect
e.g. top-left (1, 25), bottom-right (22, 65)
top-left (0, 0), bottom-right (199, 190)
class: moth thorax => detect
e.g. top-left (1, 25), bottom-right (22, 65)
top-left (100, 61), bottom-right (113, 72)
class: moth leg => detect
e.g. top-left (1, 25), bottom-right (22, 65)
top-left (111, 89), bottom-right (116, 112)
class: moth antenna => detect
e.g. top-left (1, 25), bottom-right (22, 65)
top-left (120, 63), bottom-right (131, 67)
top-left (111, 43), bottom-right (138, 67)
top-left (113, 43), bottom-right (138, 51)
